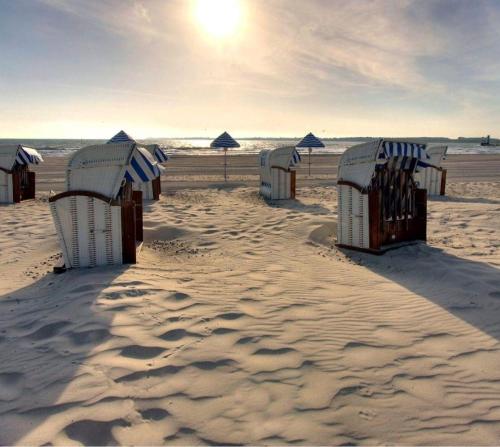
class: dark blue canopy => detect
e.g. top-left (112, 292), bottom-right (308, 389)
top-left (210, 132), bottom-right (240, 148)
top-left (296, 132), bottom-right (325, 148)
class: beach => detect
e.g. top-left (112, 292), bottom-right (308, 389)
top-left (1, 154), bottom-right (500, 445)
top-left (32, 152), bottom-right (500, 192)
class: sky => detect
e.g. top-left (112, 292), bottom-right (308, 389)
top-left (1, 0), bottom-right (500, 139)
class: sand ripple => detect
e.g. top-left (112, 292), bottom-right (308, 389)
top-left (0, 184), bottom-right (499, 445)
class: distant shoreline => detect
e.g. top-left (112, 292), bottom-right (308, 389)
top-left (2, 137), bottom-right (499, 158)
top-left (0, 136), bottom-right (497, 144)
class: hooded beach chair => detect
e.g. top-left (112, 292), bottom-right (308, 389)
top-left (337, 139), bottom-right (431, 253)
top-left (259, 146), bottom-right (301, 200)
top-left (0, 144), bottom-right (43, 203)
top-left (49, 142), bottom-right (163, 268)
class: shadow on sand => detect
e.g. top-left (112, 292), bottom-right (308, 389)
top-left (208, 181), bottom-right (250, 191)
top-left (267, 198), bottom-right (331, 216)
top-left (430, 195), bottom-right (500, 205)
top-left (0, 266), bottom-right (129, 445)
top-left (342, 243), bottom-right (500, 342)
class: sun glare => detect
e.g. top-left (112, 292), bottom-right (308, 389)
top-left (195, 0), bottom-right (242, 38)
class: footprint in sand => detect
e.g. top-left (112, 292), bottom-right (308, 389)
top-left (216, 312), bottom-right (245, 320)
top-left (65, 419), bottom-right (129, 445)
top-left (0, 372), bottom-right (24, 401)
top-left (189, 359), bottom-right (236, 370)
top-left (28, 321), bottom-right (70, 340)
top-left (140, 408), bottom-right (170, 421)
top-left (105, 288), bottom-right (159, 300)
top-left (236, 336), bottom-right (258, 344)
top-left (211, 327), bottom-right (238, 335)
top-left (253, 347), bottom-right (296, 355)
top-left (120, 345), bottom-right (165, 359)
top-left (68, 328), bottom-right (110, 346)
top-left (159, 328), bottom-right (201, 341)
top-left (168, 292), bottom-right (191, 301)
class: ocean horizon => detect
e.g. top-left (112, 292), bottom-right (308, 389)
top-left (1, 137), bottom-right (498, 157)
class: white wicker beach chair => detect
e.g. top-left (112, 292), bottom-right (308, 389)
top-left (50, 142), bottom-right (162, 268)
top-left (337, 139), bottom-right (430, 253)
top-left (0, 144), bottom-right (43, 203)
top-left (259, 146), bottom-right (301, 200)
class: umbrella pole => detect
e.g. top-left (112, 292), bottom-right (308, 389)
top-left (224, 148), bottom-right (227, 181)
top-left (308, 147), bottom-right (312, 177)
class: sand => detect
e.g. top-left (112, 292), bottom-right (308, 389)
top-left (0, 154), bottom-right (499, 445)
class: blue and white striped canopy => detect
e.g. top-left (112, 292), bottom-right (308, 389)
top-left (123, 148), bottom-right (163, 183)
top-left (296, 133), bottom-right (325, 148)
top-left (107, 130), bottom-right (135, 144)
top-left (153, 146), bottom-right (169, 163)
top-left (16, 146), bottom-right (43, 165)
top-left (210, 132), bottom-right (240, 148)
top-left (378, 141), bottom-right (430, 166)
top-left (289, 148), bottom-right (301, 167)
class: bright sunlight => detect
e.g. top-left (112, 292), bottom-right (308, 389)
top-left (194, 0), bottom-right (243, 38)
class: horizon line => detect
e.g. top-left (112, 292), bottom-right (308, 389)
top-left (0, 135), bottom-right (493, 141)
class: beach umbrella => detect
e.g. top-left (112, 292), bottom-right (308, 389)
top-left (210, 131), bottom-right (240, 181)
top-left (107, 130), bottom-right (135, 144)
top-left (296, 132), bottom-right (325, 176)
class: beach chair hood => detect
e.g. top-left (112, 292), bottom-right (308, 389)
top-left (143, 144), bottom-right (169, 163)
top-left (338, 139), bottom-right (430, 190)
top-left (260, 146), bottom-right (301, 184)
top-left (0, 144), bottom-right (43, 171)
top-left (66, 142), bottom-right (163, 199)
top-left (260, 146), bottom-right (301, 171)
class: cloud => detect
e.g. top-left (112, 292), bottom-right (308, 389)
top-left (208, 0), bottom-right (500, 123)
top-left (266, 1), bottom-right (456, 91)
top-left (38, 0), bottom-right (437, 92)
top-left (162, 0), bottom-right (448, 103)
top-left (38, 0), bottom-right (167, 40)
top-left (2, 0), bottom-right (500, 136)
top-left (133, 1), bottom-right (151, 23)
top-left (34, 0), bottom-right (500, 95)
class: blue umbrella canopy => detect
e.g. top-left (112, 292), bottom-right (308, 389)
top-left (107, 130), bottom-right (135, 144)
top-left (296, 132), bottom-right (325, 148)
top-left (210, 131), bottom-right (240, 148)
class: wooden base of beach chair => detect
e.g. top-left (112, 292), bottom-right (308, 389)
top-left (337, 182), bottom-right (427, 255)
top-left (50, 189), bottom-right (144, 268)
top-left (0, 167), bottom-right (36, 203)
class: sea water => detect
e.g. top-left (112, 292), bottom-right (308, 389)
top-left (0, 138), bottom-right (497, 157)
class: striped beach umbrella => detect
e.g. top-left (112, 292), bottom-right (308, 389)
top-left (210, 132), bottom-right (240, 181)
top-left (296, 132), bottom-right (325, 176)
top-left (107, 130), bottom-right (135, 144)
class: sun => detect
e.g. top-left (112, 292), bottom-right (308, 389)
top-left (194, 0), bottom-right (243, 38)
